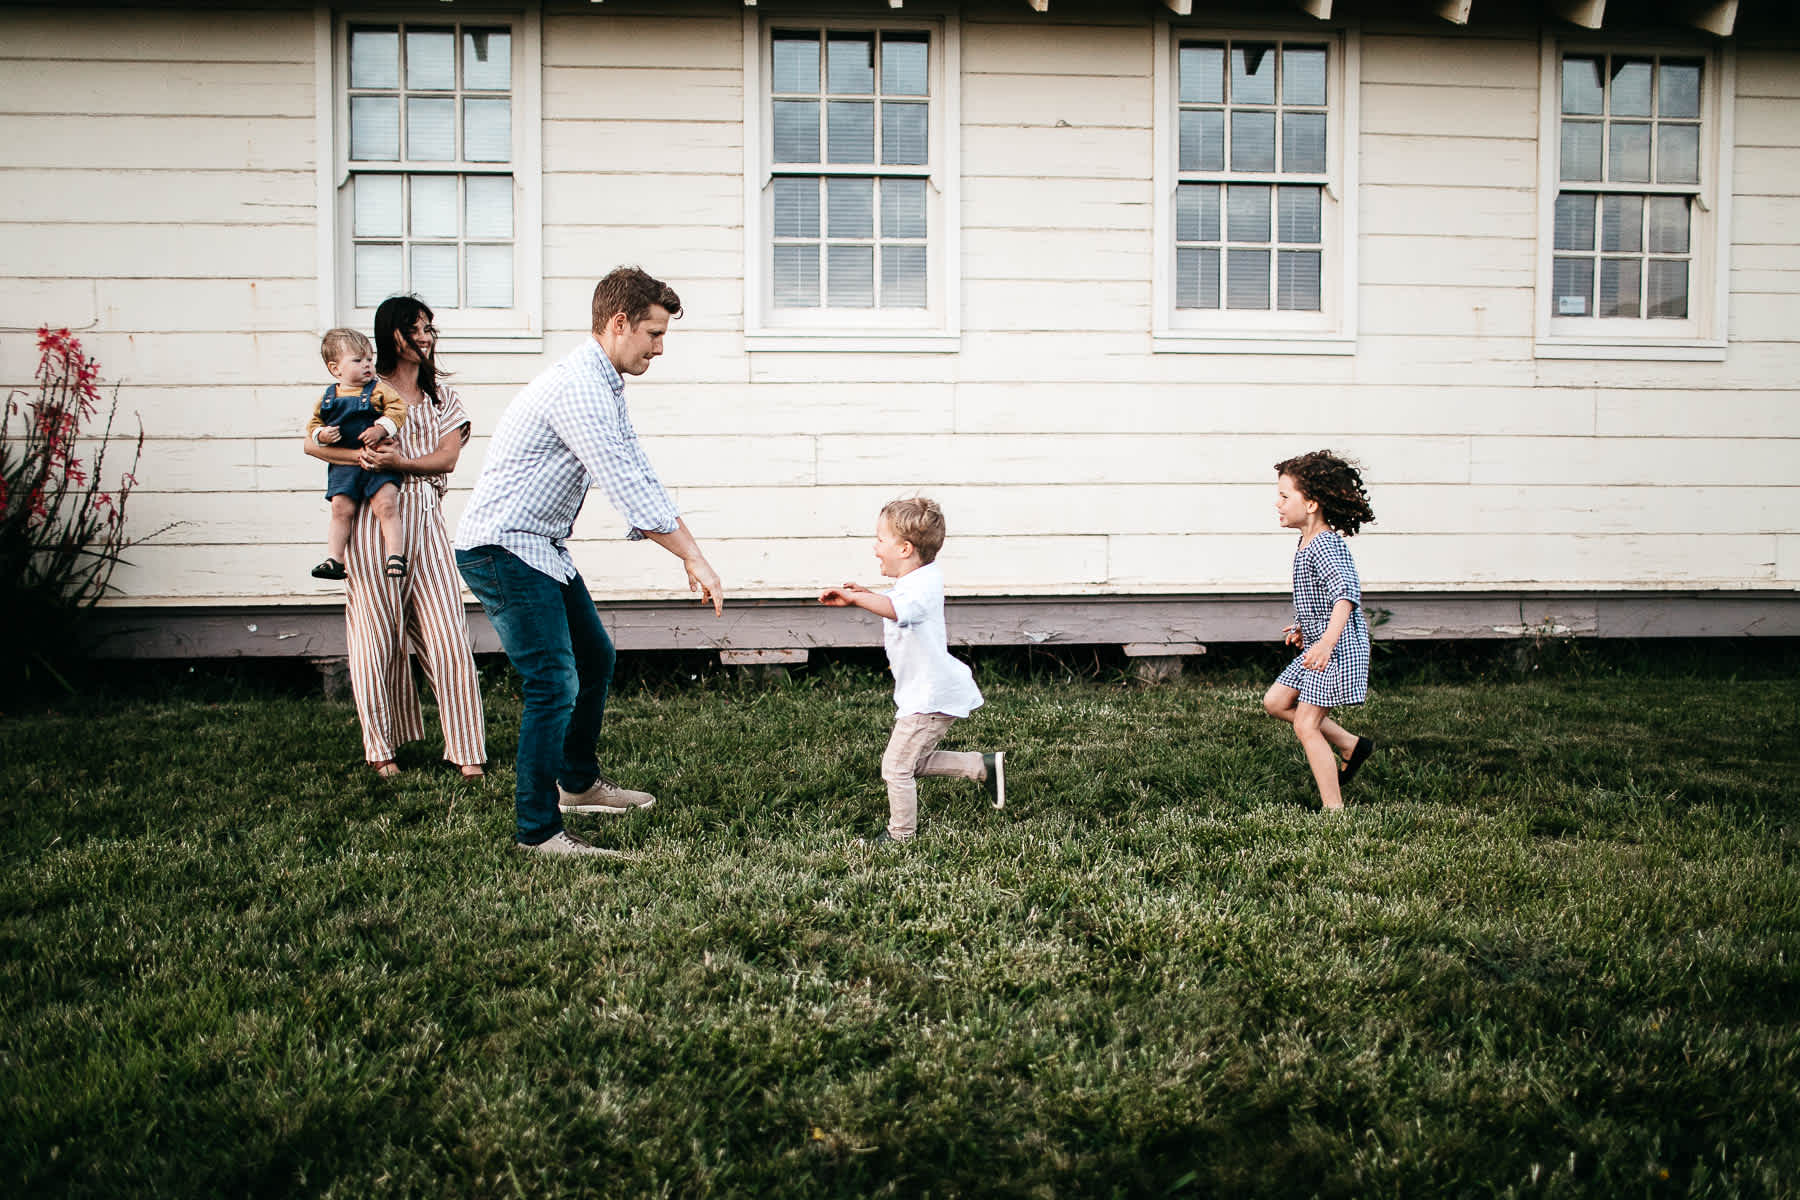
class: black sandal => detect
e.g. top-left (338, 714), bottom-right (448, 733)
top-left (1339, 737), bottom-right (1375, 786)
top-left (311, 557), bottom-right (347, 580)
top-left (384, 554), bottom-right (409, 579)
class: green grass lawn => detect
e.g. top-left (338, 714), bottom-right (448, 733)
top-left (3, 650), bottom-right (1798, 1198)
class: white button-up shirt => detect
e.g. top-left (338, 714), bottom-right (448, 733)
top-left (883, 562), bottom-right (984, 718)
top-left (455, 337), bottom-right (680, 582)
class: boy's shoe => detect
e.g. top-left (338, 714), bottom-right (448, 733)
top-left (982, 752), bottom-right (1007, 809)
top-left (558, 776), bottom-right (657, 815)
top-left (311, 557), bottom-right (347, 580)
top-left (517, 830), bottom-right (627, 858)
top-left (857, 829), bottom-right (914, 846)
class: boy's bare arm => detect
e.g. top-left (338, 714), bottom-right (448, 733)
top-left (818, 582), bottom-right (897, 622)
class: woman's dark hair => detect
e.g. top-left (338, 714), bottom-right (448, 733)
top-left (374, 294), bottom-right (445, 404)
top-left (1275, 450), bottom-right (1376, 537)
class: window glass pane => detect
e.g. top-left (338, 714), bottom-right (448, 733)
top-left (1659, 60), bottom-right (1702, 118)
top-left (1561, 121), bottom-right (1601, 180)
top-left (1611, 59), bottom-right (1652, 117)
top-left (881, 100), bottom-right (928, 166)
top-left (828, 176), bottom-right (873, 238)
top-left (1175, 184), bottom-right (1220, 243)
top-left (773, 33), bottom-right (820, 94)
top-left (463, 29), bottom-right (510, 90)
top-left (1647, 259), bottom-right (1688, 318)
top-left (1562, 57), bottom-right (1603, 115)
top-left (1600, 194), bottom-right (1642, 253)
top-left (882, 177), bottom-right (926, 239)
top-left (355, 244), bottom-right (402, 308)
top-left (467, 244), bottom-right (513, 308)
top-left (350, 96), bottom-right (400, 161)
top-left (464, 98), bottom-right (511, 162)
top-left (466, 174), bottom-right (513, 238)
top-left (350, 28), bottom-right (399, 90)
top-left (828, 34), bottom-right (875, 94)
top-left (1598, 258), bottom-right (1642, 317)
top-left (774, 244), bottom-right (820, 307)
top-left (1278, 249), bottom-right (1321, 311)
top-left (1657, 124), bottom-right (1699, 185)
top-left (827, 100), bottom-right (875, 163)
top-left (1176, 246), bottom-right (1220, 309)
top-left (882, 244), bottom-right (927, 308)
top-left (1552, 257), bottom-right (1593, 316)
top-left (1226, 184), bottom-right (1271, 243)
top-left (410, 174), bottom-right (457, 238)
top-left (410, 244), bottom-right (458, 308)
top-left (773, 177), bottom-right (820, 238)
top-left (1608, 122), bottom-right (1651, 183)
top-left (1281, 112), bottom-right (1325, 174)
top-left (1178, 110), bottom-right (1224, 171)
top-left (1277, 186), bottom-right (1321, 244)
top-left (1179, 44), bottom-right (1224, 104)
top-left (882, 34), bottom-right (928, 96)
top-left (773, 100), bottom-right (820, 162)
top-left (827, 244), bottom-right (874, 307)
top-left (353, 174), bottom-right (403, 236)
top-left (1231, 44), bottom-right (1276, 105)
top-left (1283, 47), bottom-right (1327, 106)
top-left (1226, 248), bottom-right (1270, 309)
top-left (406, 29), bottom-right (455, 91)
top-left (407, 97), bottom-right (455, 161)
top-left (1230, 110), bottom-right (1276, 172)
top-left (1554, 193), bottom-right (1595, 251)
top-left (1646, 196), bottom-right (1689, 254)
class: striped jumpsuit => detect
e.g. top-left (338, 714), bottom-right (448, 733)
top-left (342, 383), bottom-right (486, 768)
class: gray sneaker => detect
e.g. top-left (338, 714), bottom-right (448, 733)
top-left (558, 775), bottom-right (657, 815)
top-left (517, 830), bottom-right (626, 858)
top-left (982, 752), bottom-right (1007, 809)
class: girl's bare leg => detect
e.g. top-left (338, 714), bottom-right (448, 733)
top-left (1264, 683), bottom-right (1359, 759)
top-left (1294, 702), bottom-right (1344, 810)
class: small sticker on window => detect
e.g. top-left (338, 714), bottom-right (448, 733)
top-left (1558, 295), bottom-right (1588, 316)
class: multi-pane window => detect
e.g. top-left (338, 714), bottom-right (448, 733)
top-left (768, 28), bottom-right (931, 310)
top-left (1175, 40), bottom-right (1328, 312)
top-left (344, 22), bottom-right (515, 311)
top-left (1552, 54), bottom-right (1702, 321)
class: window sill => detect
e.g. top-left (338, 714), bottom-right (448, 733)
top-left (745, 331), bottom-right (961, 354)
top-left (436, 333), bottom-right (545, 354)
top-left (1153, 333), bottom-right (1356, 356)
top-left (1534, 338), bottom-right (1726, 362)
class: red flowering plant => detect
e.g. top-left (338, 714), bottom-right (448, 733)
top-left (1, 327), bottom-right (168, 687)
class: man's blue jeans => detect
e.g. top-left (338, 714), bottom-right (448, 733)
top-left (455, 545), bottom-right (615, 845)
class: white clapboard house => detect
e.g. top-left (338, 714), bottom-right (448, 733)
top-left (3, 0), bottom-right (1796, 667)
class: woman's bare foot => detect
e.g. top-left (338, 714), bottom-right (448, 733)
top-left (458, 764), bottom-right (485, 779)
top-left (372, 760), bottom-right (400, 778)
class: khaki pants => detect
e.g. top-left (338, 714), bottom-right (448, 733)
top-left (881, 712), bottom-right (986, 840)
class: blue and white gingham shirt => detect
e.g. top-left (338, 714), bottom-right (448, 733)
top-left (454, 337), bottom-right (680, 582)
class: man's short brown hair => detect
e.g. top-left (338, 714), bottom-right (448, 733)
top-left (320, 327), bottom-right (372, 367)
top-left (880, 496), bottom-right (947, 564)
top-left (591, 266), bottom-right (682, 333)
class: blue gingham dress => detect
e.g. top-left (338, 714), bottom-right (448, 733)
top-left (1276, 529), bottom-right (1369, 707)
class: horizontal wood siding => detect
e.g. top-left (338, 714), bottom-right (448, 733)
top-left (0, 3), bottom-right (1792, 617)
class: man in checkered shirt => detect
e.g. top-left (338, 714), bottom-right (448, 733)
top-left (456, 266), bottom-right (724, 859)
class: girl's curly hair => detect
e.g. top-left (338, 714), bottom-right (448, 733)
top-left (1275, 450), bottom-right (1375, 537)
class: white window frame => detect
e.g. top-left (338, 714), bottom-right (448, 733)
top-left (742, 8), bottom-right (961, 354)
top-left (314, 4), bottom-right (543, 353)
top-left (1152, 21), bottom-right (1358, 355)
top-left (1535, 36), bottom-right (1733, 362)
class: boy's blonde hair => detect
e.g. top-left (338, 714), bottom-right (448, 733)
top-left (320, 327), bottom-right (372, 367)
top-left (880, 496), bottom-right (946, 564)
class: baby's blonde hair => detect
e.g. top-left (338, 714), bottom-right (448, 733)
top-left (880, 496), bottom-right (946, 564)
top-left (320, 327), bottom-right (372, 367)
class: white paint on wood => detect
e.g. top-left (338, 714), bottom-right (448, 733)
top-left (1549, 0), bottom-right (1607, 30)
top-left (1434, 0), bottom-right (1474, 25)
